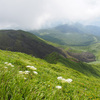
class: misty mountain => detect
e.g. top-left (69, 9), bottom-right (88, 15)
top-left (0, 30), bottom-right (67, 58)
top-left (55, 23), bottom-right (100, 36)
top-left (30, 23), bottom-right (100, 46)
top-left (85, 25), bottom-right (100, 36)
top-left (55, 23), bottom-right (84, 33)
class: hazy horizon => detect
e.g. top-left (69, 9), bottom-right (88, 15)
top-left (0, 0), bottom-right (100, 30)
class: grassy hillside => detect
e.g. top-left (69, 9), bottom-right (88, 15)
top-left (32, 30), bottom-right (95, 46)
top-left (0, 50), bottom-right (100, 100)
top-left (30, 24), bottom-right (100, 46)
top-left (0, 30), bottom-right (67, 58)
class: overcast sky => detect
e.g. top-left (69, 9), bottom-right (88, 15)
top-left (0, 0), bottom-right (100, 30)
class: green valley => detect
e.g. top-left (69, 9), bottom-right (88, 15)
top-left (0, 28), bottom-right (100, 100)
top-left (31, 24), bottom-right (100, 46)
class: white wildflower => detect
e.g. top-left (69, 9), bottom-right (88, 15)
top-left (8, 63), bottom-right (12, 66)
top-left (33, 71), bottom-right (38, 75)
top-left (65, 79), bottom-right (73, 83)
top-left (57, 76), bottom-right (66, 82)
top-left (4, 67), bottom-right (8, 69)
top-left (24, 71), bottom-right (30, 74)
top-left (4, 62), bottom-right (8, 64)
top-left (30, 66), bottom-right (37, 70)
top-left (57, 76), bottom-right (63, 80)
top-left (11, 65), bottom-right (14, 67)
top-left (26, 65), bottom-right (37, 70)
top-left (57, 76), bottom-right (73, 83)
top-left (56, 86), bottom-right (62, 89)
top-left (4, 62), bottom-right (14, 67)
top-left (26, 65), bottom-right (31, 68)
top-left (19, 71), bottom-right (23, 74)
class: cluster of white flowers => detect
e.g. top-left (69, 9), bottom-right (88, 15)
top-left (24, 77), bottom-right (27, 80)
top-left (4, 62), bottom-right (14, 67)
top-left (56, 86), bottom-right (62, 89)
top-left (57, 76), bottom-right (72, 83)
top-left (19, 71), bottom-right (30, 74)
top-left (26, 65), bottom-right (38, 75)
top-left (24, 71), bottom-right (30, 74)
top-left (19, 65), bottom-right (38, 76)
top-left (65, 78), bottom-right (73, 83)
top-left (26, 65), bottom-right (37, 70)
top-left (55, 77), bottom-right (73, 90)
top-left (57, 76), bottom-right (63, 80)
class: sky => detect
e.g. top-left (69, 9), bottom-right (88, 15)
top-left (0, 0), bottom-right (100, 30)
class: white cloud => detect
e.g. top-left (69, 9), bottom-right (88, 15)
top-left (0, 0), bottom-right (100, 30)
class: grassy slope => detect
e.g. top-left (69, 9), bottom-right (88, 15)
top-left (0, 50), bottom-right (100, 100)
top-left (32, 29), bottom-right (95, 46)
top-left (0, 30), bottom-right (67, 58)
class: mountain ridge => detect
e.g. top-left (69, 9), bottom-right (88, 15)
top-left (0, 30), bottom-right (67, 58)
top-left (30, 24), bottom-right (99, 46)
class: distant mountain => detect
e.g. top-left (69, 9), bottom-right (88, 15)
top-left (55, 23), bottom-right (100, 36)
top-left (55, 24), bottom-right (83, 33)
top-left (30, 24), bottom-right (100, 46)
top-left (0, 30), bottom-right (67, 58)
top-left (85, 25), bottom-right (100, 36)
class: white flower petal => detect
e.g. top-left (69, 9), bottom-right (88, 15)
top-left (4, 62), bottom-right (8, 64)
top-left (19, 71), bottom-right (23, 74)
top-left (30, 66), bottom-right (37, 70)
top-left (33, 71), bottom-right (38, 75)
top-left (57, 76), bottom-right (73, 83)
top-left (57, 76), bottom-right (63, 80)
top-left (26, 65), bottom-right (37, 70)
top-left (56, 86), bottom-right (62, 89)
top-left (11, 65), bottom-right (14, 67)
top-left (65, 79), bottom-right (73, 83)
top-left (24, 71), bottom-right (30, 74)
top-left (26, 65), bottom-right (31, 68)
top-left (8, 63), bottom-right (12, 65)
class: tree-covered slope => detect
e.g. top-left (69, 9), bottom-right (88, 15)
top-left (0, 50), bottom-right (100, 100)
top-left (0, 30), bottom-right (67, 58)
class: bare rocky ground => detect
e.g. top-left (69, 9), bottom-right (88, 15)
top-left (67, 51), bottom-right (96, 62)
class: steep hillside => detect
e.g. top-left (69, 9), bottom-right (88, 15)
top-left (0, 50), bottom-right (100, 100)
top-left (0, 30), bottom-right (67, 58)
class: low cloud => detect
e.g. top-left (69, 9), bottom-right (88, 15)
top-left (0, 0), bottom-right (100, 30)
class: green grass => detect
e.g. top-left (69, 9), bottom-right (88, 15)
top-left (0, 50), bottom-right (100, 100)
top-left (32, 29), bottom-right (96, 46)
